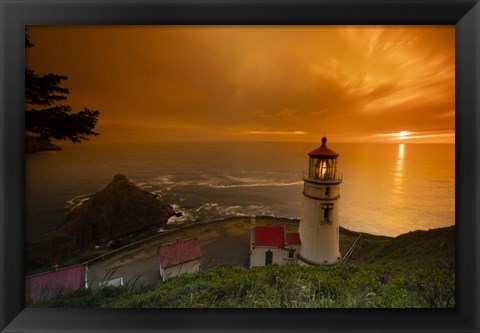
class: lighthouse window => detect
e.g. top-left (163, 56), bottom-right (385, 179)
top-left (315, 159), bottom-right (334, 180)
top-left (314, 159), bottom-right (321, 179)
top-left (325, 187), bottom-right (331, 196)
top-left (323, 208), bottom-right (330, 221)
top-left (320, 160), bottom-right (328, 179)
top-left (321, 204), bottom-right (333, 223)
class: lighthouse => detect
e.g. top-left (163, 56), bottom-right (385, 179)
top-left (298, 136), bottom-right (342, 265)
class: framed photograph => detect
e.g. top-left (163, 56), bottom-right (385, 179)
top-left (1, 0), bottom-right (479, 332)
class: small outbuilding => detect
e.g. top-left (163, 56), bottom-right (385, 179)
top-left (250, 226), bottom-right (302, 267)
top-left (158, 238), bottom-right (201, 281)
top-left (25, 264), bottom-right (87, 300)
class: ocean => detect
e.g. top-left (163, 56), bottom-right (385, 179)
top-left (25, 141), bottom-right (455, 241)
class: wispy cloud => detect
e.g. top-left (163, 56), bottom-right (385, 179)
top-left (243, 130), bottom-right (308, 135)
top-left (28, 25), bottom-right (454, 143)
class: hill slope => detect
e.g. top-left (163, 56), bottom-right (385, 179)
top-left (32, 226), bottom-right (455, 308)
top-left (348, 226), bottom-right (454, 266)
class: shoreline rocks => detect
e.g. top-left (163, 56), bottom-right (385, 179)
top-left (26, 174), bottom-right (175, 271)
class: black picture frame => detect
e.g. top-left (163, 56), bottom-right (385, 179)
top-left (1, 0), bottom-right (479, 332)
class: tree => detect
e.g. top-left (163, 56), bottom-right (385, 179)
top-left (25, 34), bottom-right (100, 143)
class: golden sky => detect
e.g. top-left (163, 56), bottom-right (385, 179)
top-left (26, 26), bottom-right (455, 144)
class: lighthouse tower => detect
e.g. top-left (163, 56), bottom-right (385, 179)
top-left (298, 136), bottom-right (342, 265)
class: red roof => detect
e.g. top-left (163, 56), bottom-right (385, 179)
top-left (158, 239), bottom-right (201, 269)
top-left (287, 232), bottom-right (301, 245)
top-left (254, 226), bottom-right (285, 247)
top-left (25, 264), bottom-right (86, 300)
top-left (308, 137), bottom-right (339, 158)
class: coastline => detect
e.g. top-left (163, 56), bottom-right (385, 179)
top-left (26, 216), bottom-right (300, 275)
top-left (26, 215), bottom-right (386, 277)
top-left (26, 214), bottom-right (455, 308)
top-left (26, 215), bottom-right (454, 279)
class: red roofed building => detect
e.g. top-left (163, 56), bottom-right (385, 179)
top-left (249, 222), bottom-right (302, 267)
top-left (25, 264), bottom-right (87, 300)
top-left (158, 238), bottom-right (201, 281)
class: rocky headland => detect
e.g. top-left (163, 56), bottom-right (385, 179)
top-left (26, 174), bottom-right (175, 271)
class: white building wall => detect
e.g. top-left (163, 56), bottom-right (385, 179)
top-left (160, 259), bottom-right (200, 281)
top-left (299, 181), bottom-right (341, 265)
top-left (250, 247), bottom-right (285, 267)
top-left (304, 182), bottom-right (340, 199)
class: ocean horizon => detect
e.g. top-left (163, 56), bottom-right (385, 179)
top-left (26, 141), bottom-right (455, 241)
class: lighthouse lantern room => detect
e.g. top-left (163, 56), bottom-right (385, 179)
top-left (298, 136), bottom-right (342, 265)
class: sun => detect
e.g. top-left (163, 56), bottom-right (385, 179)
top-left (397, 131), bottom-right (410, 138)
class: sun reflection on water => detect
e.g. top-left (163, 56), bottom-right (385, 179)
top-left (393, 144), bottom-right (405, 198)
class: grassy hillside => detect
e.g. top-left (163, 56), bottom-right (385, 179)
top-left (348, 226), bottom-right (454, 265)
top-left (30, 226), bottom-right (455, 308)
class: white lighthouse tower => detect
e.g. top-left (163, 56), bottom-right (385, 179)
top-left (298, 136), bottom-right (342, 265)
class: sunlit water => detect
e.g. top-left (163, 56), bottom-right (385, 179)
top-left (26, 141), bottom-right (454, 240)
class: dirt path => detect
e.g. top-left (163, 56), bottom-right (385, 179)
top-left (87, 217), bottom-right (297, 289)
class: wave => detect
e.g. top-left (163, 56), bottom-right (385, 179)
top-left (146, 175), bottom-right (177, 186)
top-left (64, 194), bottom-right (297, 228)
top-left (167, 202), bottom-right (284, 225)
top-left (65, 172), bottom-right (301, 219)
top-left (65, 194), bottom-right (92, 211)
top-left (140, 174), bottom-right (303, 191)
top-left (167, 212), bottom-right (196, 225)
top-left (210, 180), bottom-right (303, 189)
top-left (195, 202), bottom-right (218, 212)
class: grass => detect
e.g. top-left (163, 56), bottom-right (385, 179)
top-left (29, 225), bottom-right (455, 308)
top-left (30, 263), bottom-right (454, 308)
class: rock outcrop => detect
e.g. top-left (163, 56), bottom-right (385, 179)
top-left (26, 174), bottom-right (174, 271)
top-left (25, 135), bottom-right (62, 153)
top-left (59, 174), bottom-right (174, 246)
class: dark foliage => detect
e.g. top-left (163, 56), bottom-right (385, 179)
top-left (26, 106), bottom-right (100, 143)
top-left (25, 33), bottom-right (100, 143)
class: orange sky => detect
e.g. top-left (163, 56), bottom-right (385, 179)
top-left (26, 26), bottom-right (455, 144)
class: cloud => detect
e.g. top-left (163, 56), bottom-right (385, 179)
top-left (27, 26), bottom-right (455, 143)
top-left (243, 130), bottom-right (308, 135)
